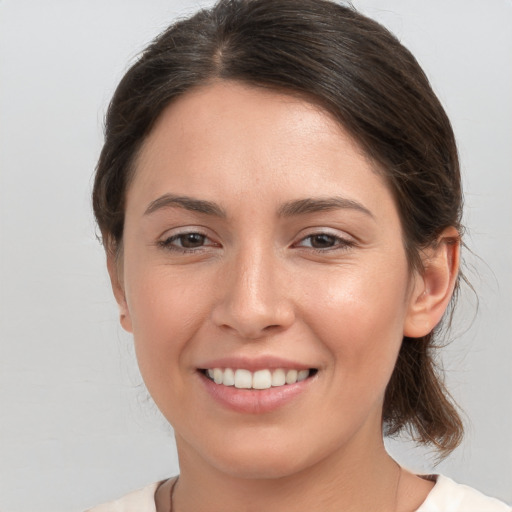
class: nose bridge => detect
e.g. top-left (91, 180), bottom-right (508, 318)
top-left (212, 241), bottom-right (294, 338)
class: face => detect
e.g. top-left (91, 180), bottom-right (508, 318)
top-left (115, 81), bottom-right (426, 479)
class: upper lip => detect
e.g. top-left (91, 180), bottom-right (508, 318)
top-left (197, 356), bottom-right (315, 372)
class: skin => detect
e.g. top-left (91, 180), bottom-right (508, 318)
top-left (110, 81), bottom-right (459, 512)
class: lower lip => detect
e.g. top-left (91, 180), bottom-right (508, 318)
top-left (198, 372), bottom-right (314, 414)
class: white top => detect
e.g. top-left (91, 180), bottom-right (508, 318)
top-left (85, 475), bottom-right (511, 512)
top-left (415, 476), bottom-right (510, 512)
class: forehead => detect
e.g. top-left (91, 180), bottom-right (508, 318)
top-left (128, 81), bottom-right (393, 217)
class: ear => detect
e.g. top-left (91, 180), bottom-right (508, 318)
top-left (403, 227), bottom-right (460, 338)
top-left (106, 250), bottom-right (133, 333)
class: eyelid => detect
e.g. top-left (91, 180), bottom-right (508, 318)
top-left (292, 228), bottom-right (356, 250)
top-left (157, 226), bottom-right (220, 251)
top-left (157, 224), bottom-right (213, 239)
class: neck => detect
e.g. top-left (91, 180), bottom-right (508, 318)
top-left (171, 433), bottom-right (400, 512)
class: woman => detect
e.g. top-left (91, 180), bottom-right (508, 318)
top-left (88, 0), bottom-right (510, 510)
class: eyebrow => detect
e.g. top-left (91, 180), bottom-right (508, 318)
top-left (278, 197), bottom-right (374, 219)
top-left (144, 194), bottom-right (226, 217)
top-left (144, 194), bottom-right (373, 219)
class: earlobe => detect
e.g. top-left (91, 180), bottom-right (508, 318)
top-left (106, 251), bottom-right (133, 333)
top-left (403, 227), bottom-right (460, 338)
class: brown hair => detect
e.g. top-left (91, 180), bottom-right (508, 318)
top-left (93, 0), bottom-right (464, 456)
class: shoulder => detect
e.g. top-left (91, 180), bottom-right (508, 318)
top-left (84, 481), bottom-right (163, 512)
top-left (417, 475), bottom-right (511, 512)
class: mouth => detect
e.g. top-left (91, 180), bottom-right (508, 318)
top-left (200, 367), bottom-right (318, 390)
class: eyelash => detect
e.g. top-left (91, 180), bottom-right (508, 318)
top-left (158, 232), bottom-right (216, 253)
top-left (294, 233), bottom-right (355, 253)
top-left (157, 231), bottom-right (355, 254)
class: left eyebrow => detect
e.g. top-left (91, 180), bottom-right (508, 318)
top-left (277, 197), bottom-right (375, 219)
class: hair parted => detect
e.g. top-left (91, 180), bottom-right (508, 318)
top-left (93, 0), bottom-right (464, 456)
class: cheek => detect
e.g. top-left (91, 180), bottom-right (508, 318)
top-left (124, 265), bottom-right (211, 385)
top-left (299, 262), bottom-right (410, 383)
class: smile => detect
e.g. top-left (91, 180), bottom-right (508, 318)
top-left (203, 368), bottom-right (316, 389)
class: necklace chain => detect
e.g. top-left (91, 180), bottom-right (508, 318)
top-left (393, 462), bottom-right (403, 512)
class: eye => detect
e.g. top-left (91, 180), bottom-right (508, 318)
top-left (158, 231), bottom-right (217, 252)
top-left (303, 234), bottom-right (337, 249)
top-left (295, 232), bottom-right (354, 251)
top-left (173, 233), bottom-right (207, 248)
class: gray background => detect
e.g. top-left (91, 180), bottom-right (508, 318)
top-left (0, 1), bottom-right (511, 510)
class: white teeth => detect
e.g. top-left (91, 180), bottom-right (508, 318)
top-left (252, 369), bottom-right (272, 389)
top-left (297, 369), bottom-right (309, 382)
top-left (234, 369), bottom-right (253, 389)
top-left (223, 368), bottom-right (235, 386)
top-left (206, 367), bottom-right (312, 389)
top-left (285, 369), bottom-right (298, 384)
top-left (213, 368), bottom-right (223, 384)
top-left (271, 368), bottom-right (286, 387)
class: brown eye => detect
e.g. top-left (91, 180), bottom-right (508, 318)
top-left (309, 234), bottom-right (337, 248)
top-left (295, 232), bottom-right (354, 252)
top-left (179, 233), bottom-right (206, 248)
top-left (159, 232), bottom-right (212, 252)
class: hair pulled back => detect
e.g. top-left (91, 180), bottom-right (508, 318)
top-left (93, 0), bottom-right (464, 456)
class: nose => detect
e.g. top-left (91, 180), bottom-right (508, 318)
top-left (211, 247), bottom-right (295, 340)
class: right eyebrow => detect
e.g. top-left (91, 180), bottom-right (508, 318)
top-left (144, 194), bottom-right (226, 217)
